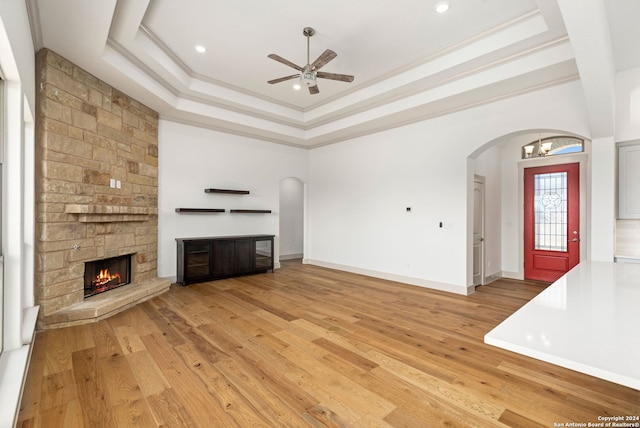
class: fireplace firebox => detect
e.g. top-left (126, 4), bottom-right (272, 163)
top-left (84, 254), bottom-right (132, 297)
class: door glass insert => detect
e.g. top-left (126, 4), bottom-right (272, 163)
top-left (186, 242), bottom-right (211, 278)
top-left (534, 172), bottom-right (567, 251)
top-left (255, 239), bottom-right (273, 269)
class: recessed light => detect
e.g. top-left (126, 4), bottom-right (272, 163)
top-left (293, 83), bottom-right (301, 91)
top-left (194, 45), bottom-right (207, 53)
top-left (435, 1), bottom-right (450, 13)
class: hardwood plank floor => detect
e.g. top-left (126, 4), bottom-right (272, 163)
top-left (18, 260), bottom-right (639, 427)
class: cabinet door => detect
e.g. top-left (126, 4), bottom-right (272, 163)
top-left (255, 238), bottom-right (273, 271)
top-left (184, 241), bottom-right (212, 283)
top-left (234, 239), bottom-right (254, 274)
top-left (211, 240), bottom-right (234, 278)
top-left (619, 143), bottom-right (640, 219)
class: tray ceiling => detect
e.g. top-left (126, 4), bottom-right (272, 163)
top-left (28, 0), bottom-right (640, 147)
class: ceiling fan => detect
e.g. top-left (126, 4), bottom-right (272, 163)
top-left (267, 27), bottom-right (354, 95)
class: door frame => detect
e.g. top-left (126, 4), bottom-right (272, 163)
top-left (524, 162), bottom-right (580, 281)
top-left (517, 153), bottom-right (587, 280)
top-left (473, 175), bottom-right (485, 286)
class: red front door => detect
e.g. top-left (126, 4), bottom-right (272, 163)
top-left (524, 163), bottom-right (580, 282)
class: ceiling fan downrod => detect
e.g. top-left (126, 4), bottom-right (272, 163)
top-left (303, 27), bottom-right (314, 66)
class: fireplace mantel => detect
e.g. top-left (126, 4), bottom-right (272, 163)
top-left (65, 204), bottom-right (157, 223)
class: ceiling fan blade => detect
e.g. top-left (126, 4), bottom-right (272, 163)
top-left (310, 49), bottom-right (337, 71)
top-left (267, 54), bottom-right (303, 71)
top-left (316, 72), bottom-right (355, 82)
top-left (308, 85), bottom-right (319, 95)
top-left (268, 74), bottom-right (299, 84)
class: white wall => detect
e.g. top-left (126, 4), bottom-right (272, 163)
top-left (279, 177), bottom-right (304, 259)
top-left (616, 66), bottom-right (640, 142)
top-left (308, 81), bottom-right (591, 294)
top-left (590, 137), bottom-right (616, 261)
top-left (0, 1), bottom-right (35, 111)
top-left (473, 145), bottom-right (502, 279)
top-left (157, 120), bottom-right (308, 280)
top-left (499, 136), bottom-right (526, 277)
top-left (309, 123), bottom-right (469, 291)
top-left (613, 67), bottom-right (640, 258)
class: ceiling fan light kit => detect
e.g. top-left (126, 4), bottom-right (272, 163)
top-left (300, 69), bottom-right (317, 87)
top-left (267, 27), bottom-right (354, 95)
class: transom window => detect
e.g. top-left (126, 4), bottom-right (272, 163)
top-left (522, 136), bottom-right (584, 159)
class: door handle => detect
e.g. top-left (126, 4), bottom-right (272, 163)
top-left (479, 237), bottom-right (484, 242)
top-left (571, 238), bottom-right (580, 242)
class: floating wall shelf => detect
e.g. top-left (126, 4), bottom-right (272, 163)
top-left (230, 209), bottom-right (272, 214)
top-left (204, 188), bottom-right (250, 194)
top-left (181, 188), bottom-right (267, 213)
top-left (175, 208), bottom-right (225, 213)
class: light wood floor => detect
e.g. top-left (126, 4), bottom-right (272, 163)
top-left (18, 261), bottom-right (639, 427)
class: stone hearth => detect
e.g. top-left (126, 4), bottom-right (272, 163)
top-left (35, 49), bottom-right (170, 328)
top-left (44, 278), bottom-right (169, 329)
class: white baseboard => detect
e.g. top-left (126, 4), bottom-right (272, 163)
top-left (501, 270), bottom-right (524, 280)
top-left (279, 253), bottom-right (303, 261)
top-left (483, 272), bottom-right (503, 284)
top-left (306, 259), bottom-right (470, 296)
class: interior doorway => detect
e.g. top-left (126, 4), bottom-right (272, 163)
top-left (279, 177), bottom-right (304, 262)
top-left (473, 176), bottom-right (485, 286)
top-left (524, 162), bottom-right (580, 282)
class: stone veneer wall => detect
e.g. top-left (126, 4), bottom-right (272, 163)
top-left (35, 49), bottom-right (160, 326)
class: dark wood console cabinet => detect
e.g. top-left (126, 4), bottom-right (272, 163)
top-left (176, 234), bottom-right (274, 285)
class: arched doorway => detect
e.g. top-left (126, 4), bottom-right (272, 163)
top-left (469, 131), bottom-right (588, 285)
top-left (279, 177), bottom-right (304, 263)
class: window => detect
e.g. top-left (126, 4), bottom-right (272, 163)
top-left (522, 136), bottom-right (584, 159)
top-left (0, 76), bottom-right (4, 355)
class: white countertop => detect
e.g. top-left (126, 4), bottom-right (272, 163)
top-left (485, 261), bottom-right (640, 390)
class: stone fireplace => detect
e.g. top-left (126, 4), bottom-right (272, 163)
top-left (35, 49), bottom-right (170, 329)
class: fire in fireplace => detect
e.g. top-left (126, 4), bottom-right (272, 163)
top-left (84, 254), bottom-right (132, 297)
